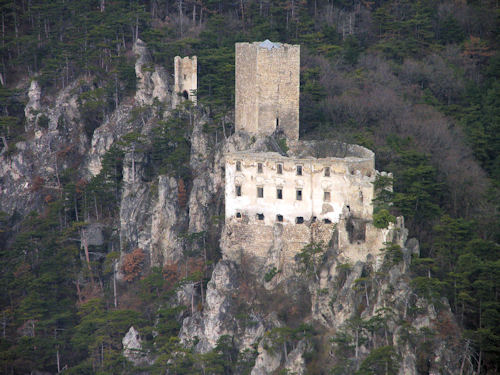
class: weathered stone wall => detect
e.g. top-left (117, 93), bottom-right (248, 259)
top-left (222, 219), bottom-right (335, 276)
top-left (235, 41), bottom-right (300, 140)
top-left (173, 56), bottom-right (197, 106)
top-left (225, 149), bottom-right (375, 227)
top-left (337, 215), bottom-right (407, 265)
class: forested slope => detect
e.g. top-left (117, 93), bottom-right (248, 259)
top-left (0, 0), bottom-right (499, 374)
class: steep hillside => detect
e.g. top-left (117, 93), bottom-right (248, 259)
top-left (0, 1), bottom-right (498, 374)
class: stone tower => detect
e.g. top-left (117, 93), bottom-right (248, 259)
top-left (235, 40), bottom-right (300, 140)
top-left (173, 56), bottom-right (197, 106)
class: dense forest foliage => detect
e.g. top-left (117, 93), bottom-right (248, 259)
top-left (0, 0), bottom-right (499, 373)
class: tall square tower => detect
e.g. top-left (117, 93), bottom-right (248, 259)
top-left (173, 56), bottom-right (197, 107)
top-left (235, 41), bottom-right (300, 140)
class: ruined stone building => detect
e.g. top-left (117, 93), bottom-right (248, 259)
top-left (235, 41), bottom-right (300, 140)
top-left (173, 56), bottom-right (197, 107)
top-left (223, 40), bottom-right (404, 269)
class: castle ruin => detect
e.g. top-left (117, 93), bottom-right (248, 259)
top-left (223, 41), bottom-right (405, 272)
top-left (173, 56), bottom-right (197, 107)
top-left (235, 41), bottom-right (300, 140)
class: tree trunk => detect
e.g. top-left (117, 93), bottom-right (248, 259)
top-left (191, 289), bottom-right (194, 314)
top-left (355, 329), bottom-right (359, 359)
top-left (113, 259), bottom-right (118, 308)
top-left (56, 346), bottom-right (60, 373)
top-left (178, 0), bottom-right (183, 37)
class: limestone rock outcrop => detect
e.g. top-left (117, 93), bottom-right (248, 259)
top-left (133, 38), bottom-right (171, 107)
top-left (122, 326), bottom-right (150, 365)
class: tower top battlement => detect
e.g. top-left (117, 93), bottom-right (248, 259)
top-left (235, 41), bottom-right (300, 140)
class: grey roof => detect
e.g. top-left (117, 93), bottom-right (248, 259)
top-left (259, 39), bottom-right (281, 50)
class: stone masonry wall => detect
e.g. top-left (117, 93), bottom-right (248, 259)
top-left (222, 219), bottom-right (335, 277)
top-left (173, 56), bottom-right (197, 106)
top-left (235, 41), bottom-right (300, 140)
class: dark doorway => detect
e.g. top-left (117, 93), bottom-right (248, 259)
top-left (182, 90), bottom-right (189, 100)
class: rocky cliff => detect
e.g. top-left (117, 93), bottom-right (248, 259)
top-left (0, 40), bottom-right (466, 374)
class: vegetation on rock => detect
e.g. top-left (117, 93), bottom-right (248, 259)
top-left (0, 0), bottom-right (498, 373)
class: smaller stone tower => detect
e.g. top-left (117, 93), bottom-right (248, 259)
top-left (173, 56), bottom-right (197, 107)
top-left (235, 41), bottom-right (300, 140)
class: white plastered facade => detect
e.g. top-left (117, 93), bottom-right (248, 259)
top-left (225, 151), bottom-right (376, 226)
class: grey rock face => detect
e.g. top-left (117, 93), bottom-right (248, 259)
top-left (122, 326), bottom-right (150, 365)
top-left (118, 171), bottom-right (186, 273)
top-left (180, 260), bottom-right (239, 352)
top-left (0, 79), bottom-right (86, 216)
top-left (85, 103), bottom-right (137, 177)
top-left (25, 80), bottom-right (41, 124)
top-left (81, 223), bottom-right (105, 247)
top-left (251, 341), bottom-right (282, 375)
top-left (133, 38), bottom-right (171, 107)
top-left (188, 114), bottom-right (218, 234)
top-left (284, 340), bottom-right (308, 375)
top-left (150, 176), bottom-right (185, 265)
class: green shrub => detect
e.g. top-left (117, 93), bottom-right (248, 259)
top-left (373, 209), bottom-right (396, 228)
top-left (264, 267), bottom-right (279, 282)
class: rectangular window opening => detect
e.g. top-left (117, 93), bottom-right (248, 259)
top-left (236, 185), bottom-right (242, 197)
top-left (257, 163), bottom-right (263, 173)
top-left (296, 165), bottom-right (302, 176)
top-left (324, 167), bottom-right (330, 177)
top-left (296, 189), bottom-right (302, 201)
top-left (277, 188), bottom-right (283, 199)
top-left (236, 161), bottom-right (241, 171)
top-left (257, 213), bottom-right (264, 221)
top-left (236, 212), bottom-right (242, 219)
top-left (324, 191), bottom-right (331, 201)
top-left (276, 214), bottom-right (283, 222)
top-left (257, 187), bottom-right (264, 198)
top-left (277, 163), bottom-right (283, 174)
top-left (295, 217), bottom-right (304, 224)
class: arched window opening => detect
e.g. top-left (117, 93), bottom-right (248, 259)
top-left (182, 90), bottom-right (189, 100)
